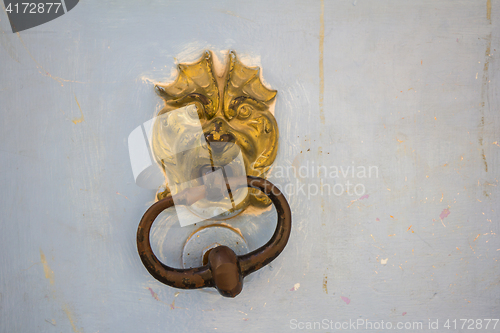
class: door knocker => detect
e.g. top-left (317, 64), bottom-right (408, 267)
top-left (135, 51), bottom-right (292, 297)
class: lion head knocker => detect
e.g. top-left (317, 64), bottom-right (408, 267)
top-left (151, 50), bottom-right (278, 219)
top-left (136, 51), bottom-right (292, 297)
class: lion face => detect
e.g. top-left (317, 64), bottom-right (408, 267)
top-left (151, 51), bottom-right (278, 219)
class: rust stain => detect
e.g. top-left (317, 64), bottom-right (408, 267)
top-left (72, 95), bottom-right (85, 124)
top-left (62, 304), bottom-right (82, 333)
top-left (479, 33), bottom-right (491, 172)
top-left (482, 152), bottom-right (488, 172)
top-left (487, 0), bottom-right (492, 22)
top-left (479, 0), bottom-right (491, 172)
top-left (116, 192), bottom-right (130, 201)
top-left (319, 0), bottom-right (325, 124)
top-left (39, 249), bottom-right (81, 332)
top-left (322, 274), bottom-right (328, 294)
top-left (39, 249), bottom-right (54, 285)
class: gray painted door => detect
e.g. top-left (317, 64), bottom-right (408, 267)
top-left (1, 1), bottom-right (499, 332)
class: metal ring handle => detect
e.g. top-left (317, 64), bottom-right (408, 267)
top-left (136, 176), bottom-right (292, 297)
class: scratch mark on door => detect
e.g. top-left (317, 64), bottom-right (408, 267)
top-left (72, 95), bottom-right (85, 124)
top-left (39, 249), bottom-right (54, 285)
top-left (14, 32), bottom-right (86, 86)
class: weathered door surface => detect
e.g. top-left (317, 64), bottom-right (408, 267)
top-left (1, 1), bottom-right (499, 332)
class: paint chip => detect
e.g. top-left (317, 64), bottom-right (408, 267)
top-left (381, 258), bottom-right (388, 265)
top-left (341, 296), bottom-right (351, 304)
top-left (148, 287), bottom-right (160, 301)
top-left (439, 208), bottom-right (450, 220)
top-left (290, 283), bottom-right (300, 291)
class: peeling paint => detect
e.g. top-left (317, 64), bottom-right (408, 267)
top-left (439, 208), bottom-right (450, 220)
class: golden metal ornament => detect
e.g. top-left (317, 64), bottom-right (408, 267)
top-left (151, 50), bottom-right (279, 215)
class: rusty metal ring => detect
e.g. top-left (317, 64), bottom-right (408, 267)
top-left (136, 176), bottom-right (292, 297)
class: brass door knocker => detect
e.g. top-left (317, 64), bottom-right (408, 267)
top-left (135, 50), bottom-right (292, 297)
